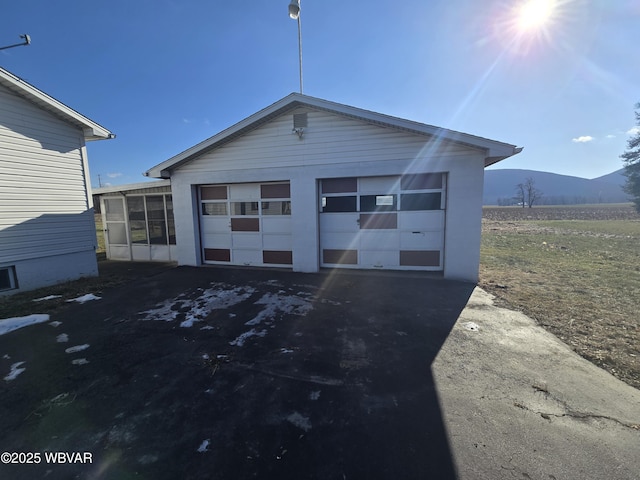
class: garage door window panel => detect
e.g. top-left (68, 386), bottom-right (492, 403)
top-left (360, 194), bottom-right (397, 212)
top-left (322, 196), bottom-right (357, 213)
top-left (202, 203), bottom-right (228, 216)
top-left (262, 201), bottom-right (291, 215)
top-left (400, 193), bottom-right (442, 211)
top-left (231, 202), bottom-right (259, 216)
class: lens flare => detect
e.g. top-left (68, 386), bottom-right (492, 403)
top-left (516, 0), bottom-right (556, 32)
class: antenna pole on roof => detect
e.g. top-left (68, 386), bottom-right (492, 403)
top-left (288, 0), bottom-right (303, 94)
top-left (0, 34), bottom-right (31, 51)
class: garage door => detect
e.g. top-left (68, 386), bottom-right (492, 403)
top-left (200, 182), bottom-right (292, 267)
top-left (319, 174), bottom-right (445, 271)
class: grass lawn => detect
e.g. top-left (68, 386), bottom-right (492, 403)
top-left (480, 204), bottom-right (640, 389)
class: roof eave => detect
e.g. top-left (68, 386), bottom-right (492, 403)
top-left (0, 67), bottom-right (113, 141)
top-left (485, 146), bottom-right (523, 167)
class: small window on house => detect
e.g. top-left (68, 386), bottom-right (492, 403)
top-left (127, 197), bottom-right (148, 244)
top-left (0, 266), bottom-right (18, 291)
top-left (360, 195), bottom-right (397, 212)
top-left (147, 196), bottom-right (168, 245)
top-left (166, 195), bottom-right (176, 245)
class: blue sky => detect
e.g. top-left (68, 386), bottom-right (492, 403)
top-left (2, 0), bottom-right (638, 187)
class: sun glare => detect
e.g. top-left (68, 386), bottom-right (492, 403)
top-left (516, 0), bottom-right (556, 32)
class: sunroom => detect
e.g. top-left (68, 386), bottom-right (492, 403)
top-left (93, 180), bottom-right (176, 262)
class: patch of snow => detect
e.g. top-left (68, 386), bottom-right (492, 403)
top-left (4, 362), bottom-right (26, 381)
top-left (286, 412), bottom-right (312, 432)
top-left (32, 295), bottom-right (62, 302)
top-left (0, 314), bottom-right (50, 336)
top-left (228, 313), bottom-right (236, 318)
top-left (71, 358), bottom-right (89, 365)
top-left (49, 321), bottom-right (62, 327)
top-left (309, 390), bottom-right (321, 401)
top-left (229, 328), bottom-right (267, 347)
top-left (244, 292), bottom-right (313, 327)
top-left (67, 294), bottom-right (102, 304)
top-left (216, 354), bottom-right (228, 359)
top-left (280, 348), bottom-right (294, 354)
top-left (65, 344), bottom-right (90, 354)
top-left (139, 283), bottom-right (255, 327)
top-left (197, 439), bottom-right (210, 453)
top-left (56, 333), bottom-right (69, 343)
top-left (200, 325), bottom-right (214, 330)
top-left (137, 454), bottom-right (158, 465)
top-left (396, 331), bottom-right (408, 336)
top-left (201, 353), bottom-right (210, 360)
top-left (462, 322), bottom-right (480, 332)
top-left (3, 354), bottom-right (10, 360)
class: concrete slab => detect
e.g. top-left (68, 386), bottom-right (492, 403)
top-left (433, 288), bottom-right (640, 480)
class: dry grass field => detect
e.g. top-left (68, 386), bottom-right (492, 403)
top-left (481, 204), bottom-right (640, 390)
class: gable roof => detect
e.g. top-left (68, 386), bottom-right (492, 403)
top-left (0, 66), bottom-right (113, 141)
top-left (145, 93), bottom-right (521, 179)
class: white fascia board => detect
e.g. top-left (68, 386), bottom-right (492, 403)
top-left (145, 93), bottom-right (522, 177)
top-left (0, 67), bottom-right (113, 141)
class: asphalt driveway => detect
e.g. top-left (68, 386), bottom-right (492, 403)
top-left (0, 264), bottom-right (472, 479)
top-left (1, 263), bottom-right (638, 480)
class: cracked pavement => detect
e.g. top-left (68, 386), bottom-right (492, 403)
top-left (433, 288), bottom-right (640, 480)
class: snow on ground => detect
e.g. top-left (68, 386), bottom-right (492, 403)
top-left (65, 344), bottom-right (90, 354)
top-left (139, 283), bottom-right (255, 327)
top-left (4, 361), bottom-right (26, 381)
top-left (286, 412), bottom-right (312, 432)
top-left (32, 295), bottom-right (62, 302)
top-left (71, 358), bottom-right (89, 365)
top-left (229, 328), bottom-right (267, 347)
top-left (0, 314), bottom-right (50, 336)
top-left (230, 291), bottom-right (314, 347)
top-left (67, 294), bottom-right (102, 304)
top-left (49, 321), bottom-right (62, 327)
top-left (197, 439), bottom-right (210, 453)
top-left (56, 333), bottom-right (69, 343)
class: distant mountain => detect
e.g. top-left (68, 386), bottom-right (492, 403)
top-left (483, 168), bottom-right (629, 205)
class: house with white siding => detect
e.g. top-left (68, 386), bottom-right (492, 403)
top-left (145, 93), bottom-right (521, 282)
top-left (0, 66), bottom-right (113, 295)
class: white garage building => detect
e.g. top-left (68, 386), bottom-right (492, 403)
top-left (145, 94), bottom-right (521, 282)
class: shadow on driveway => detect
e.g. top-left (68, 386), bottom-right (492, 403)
top-left (0, 264), bottom-right (474, 479)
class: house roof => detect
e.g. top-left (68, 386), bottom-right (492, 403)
top-left (93, 179), bottom-right (171, 195)
top-left (145, 93), bottom-right (522, 179)
top-left (0, 66), bottom-right (113, 141)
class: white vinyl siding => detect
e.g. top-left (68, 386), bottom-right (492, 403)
top-left (0, 84), bottom-right (94, 264)
top-left (178, 109), bottom-right (476, 174)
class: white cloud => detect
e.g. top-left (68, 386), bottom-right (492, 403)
top-left (572, 136), bottom-right (594, 143)
top-left (606, 134), bottom-right (616, 139)
top-left (627, 127), bottom-right (640, 136)
top-left (107, 172), bottom-right (123, 178)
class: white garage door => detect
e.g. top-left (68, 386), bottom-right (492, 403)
top-left (199, 182), bottom-right (293, 267)
top-left (319, 174), bottom-right (445, 271)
